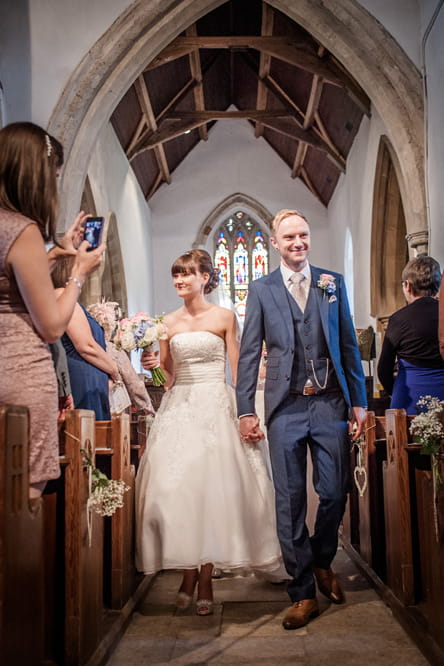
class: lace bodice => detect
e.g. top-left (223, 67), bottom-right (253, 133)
top-left (170, 331), bottom-right (226, 385)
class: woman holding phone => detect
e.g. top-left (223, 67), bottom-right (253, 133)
top-left (0, 122), bottom-right (105, 500)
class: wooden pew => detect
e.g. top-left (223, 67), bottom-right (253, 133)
top-left (356, 412), bottom-right (387, 577)
top-left (96, 414), bottom-right (138, 610)
top-left (0, 405), bottom-right (44, 666)
top-left (130, 412), bottom-right (152, 466)
top-left (382, 409), bottom-right (415, 605)
top-left (62, 409), bottom-right (104, 666)
top-left (406, 440), bottom-right (444, 651)
top-left (342, 411), bottom-right (387, 578)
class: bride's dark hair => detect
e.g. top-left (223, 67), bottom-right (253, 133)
top-left (171, 249), bottom-right (220, 294)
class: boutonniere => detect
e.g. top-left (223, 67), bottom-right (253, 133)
top-left (317, 273), bottom-right (336, 300)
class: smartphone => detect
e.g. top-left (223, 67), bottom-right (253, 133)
top-left (83, 216), bottom-right (104, 250)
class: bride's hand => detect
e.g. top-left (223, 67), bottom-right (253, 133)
top-left (141, 349), bottom-right (159, 370)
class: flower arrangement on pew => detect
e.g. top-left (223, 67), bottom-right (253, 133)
top-left (114, 311), bottom-right (168, 386)
top-left (82, 448), bottom-right (130, 517)
top-left (410, 396), bottom-right (444, 540)
top-left (410, 395), bottom-right (444, 484)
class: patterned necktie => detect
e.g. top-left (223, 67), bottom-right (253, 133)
top-left (289, 272), bottom-right (307, 312)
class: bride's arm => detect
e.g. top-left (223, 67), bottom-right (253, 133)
top-left (159, 338), bottom-right (175, 388)
top-left (141, 338), bottom-right (175, 388)
top-left (225, 311), bottom-right (240, 386)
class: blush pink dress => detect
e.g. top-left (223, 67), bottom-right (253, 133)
top-left (0, 209), bottom-right (60, 484)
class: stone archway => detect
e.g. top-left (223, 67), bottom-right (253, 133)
top-left (49, 0), bottom-right (426, 244)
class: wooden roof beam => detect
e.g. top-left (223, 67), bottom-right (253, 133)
top-left (134, 75), bottom-right (171, 183)
top-left (304, 46), bottom-right (325, 130)
top-left (314, 110), bottom-right (346, 167)
top-left (259, 116), bottom-right (345, 172)
top-left (128, 118), bottom-right (209, 160)
top-left (186, 24), bottom-right (208, 141)
top-left (255, 2), bottom-right (274, 138)
top-left (291, 141), bottom-right (308, 178)
top-left (240, 57), bottom-right (346, 172)
top-left (300, 165), bottom-right (323, 204)
top-left (148, 36), bottom-right (370, 113)
top-left (147, 171), bottom-right (163, 200)
top-left (125, 115), bottom-right (147, 156)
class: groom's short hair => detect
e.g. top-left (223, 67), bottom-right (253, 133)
top-left (271, 209), bottom-right (309, 233)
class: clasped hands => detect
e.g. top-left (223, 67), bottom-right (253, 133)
top-left (239, 414), bottom-right (265, 444)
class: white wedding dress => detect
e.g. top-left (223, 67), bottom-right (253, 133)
top-left (135, 330), bottom-right (285, 578)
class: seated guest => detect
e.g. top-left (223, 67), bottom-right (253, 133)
top-left (377, 256), bottom-right (444, 412)
top-left (52, 258), bottom-right (119, 419)
top-left (87, 300), bottom-right (154, 415)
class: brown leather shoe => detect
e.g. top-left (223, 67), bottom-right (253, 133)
top-left (282, 598), bottom-right (319, 630)
top-left (313, 567), bottom-right (345, 604)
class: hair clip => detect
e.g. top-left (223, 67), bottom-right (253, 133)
top-left (45, 134), bottom-right (52, 158)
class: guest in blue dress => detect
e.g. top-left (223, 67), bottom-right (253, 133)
top-left (377, 256), bottom-right (444, 413)
top-left (52, 257), bottom-right (120, 419)
top-left (61, 305), bottom-right (119, 418)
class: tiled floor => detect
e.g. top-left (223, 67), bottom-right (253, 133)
top-left (106, 548), bottom-right (429, 665)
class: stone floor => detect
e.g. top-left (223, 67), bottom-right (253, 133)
top-left (106, 548), bottom-right (429, 665)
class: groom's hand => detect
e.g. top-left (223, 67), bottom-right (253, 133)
top-left (239, 415), bottom-right (265, 443)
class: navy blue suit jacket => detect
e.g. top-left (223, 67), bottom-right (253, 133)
top-left (236, 265), bottom-right (367, 424)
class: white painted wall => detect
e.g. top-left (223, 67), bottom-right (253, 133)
top-left (358, 0), bottom-right (421, 67)
top-left (423, 4), bottom-right (444, 265)
top-left (328, 111), bottom-right (389, 329)
top-left (149, 117), bottom-right (328, 314)
top-left (87, 124), bottom-right (154, 318)
top-left (0, 0), bottom-right (131, 125)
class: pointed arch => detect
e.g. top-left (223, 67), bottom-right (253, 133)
top-left (370, 136), bottom-right (409, 329)
top-left (193, 193), bottom-right (273, 247)
top-left (49, 0), bottom-right (426, 245)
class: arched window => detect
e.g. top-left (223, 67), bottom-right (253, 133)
top-left (214, 211), bottom-right (269, 321)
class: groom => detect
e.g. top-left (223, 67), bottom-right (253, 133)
top-left (236, 209), bottom-right (366, 630)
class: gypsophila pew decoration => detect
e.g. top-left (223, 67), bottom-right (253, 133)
top-left (114, 312), bottom-right (168, 386)
top-left (81, 447), bottom-right (130, 546)
top-left (410, 396), bottom-right (444, 541)
top-left (317, 273), bottom-right (336, 301)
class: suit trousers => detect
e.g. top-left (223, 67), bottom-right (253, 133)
top-left (267, 391), bottom-right (350, 602)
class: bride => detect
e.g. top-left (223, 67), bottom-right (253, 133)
top-left (135, 249), bottom-right (285, 616)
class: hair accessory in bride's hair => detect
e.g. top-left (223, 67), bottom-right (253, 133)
top-left (45, 134), bottom-right (53, 158)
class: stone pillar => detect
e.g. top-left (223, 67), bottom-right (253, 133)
top-left (406, 230), bottom-right (429, 257)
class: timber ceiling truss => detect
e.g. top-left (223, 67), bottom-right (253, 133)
top-left (111, 0), bottom-right (370, 206)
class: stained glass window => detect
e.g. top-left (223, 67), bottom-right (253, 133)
top-left (213, 212), bottom-right (269, 321)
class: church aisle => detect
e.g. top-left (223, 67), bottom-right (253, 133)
top-left (106, 548), bottom-right (429, 665)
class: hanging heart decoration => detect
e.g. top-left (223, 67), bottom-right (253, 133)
top-left (353, 466), bottom-right (367, 497)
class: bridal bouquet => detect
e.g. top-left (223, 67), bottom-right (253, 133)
top-left (114, 311), bottom-right (168, 386)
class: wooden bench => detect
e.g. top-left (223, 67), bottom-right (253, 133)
top-left (343, 408), bottom-right (444, 664)
top-left (36, 409), bottom-right (105, 665)
top-left (96, 414), bottom-right (139, 610)
top-left (0, 405), bottom-right (44, 665)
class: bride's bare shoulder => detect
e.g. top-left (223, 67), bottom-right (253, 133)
top-left (163, 308), bottom-right (182, 325)
top-left (211, 305), bottom-right (236, 323)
